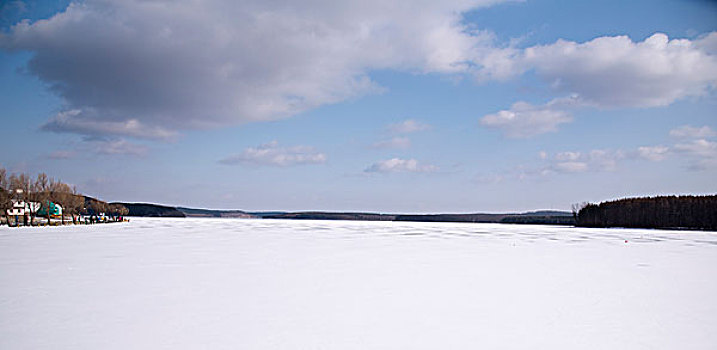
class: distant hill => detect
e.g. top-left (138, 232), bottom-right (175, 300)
top-left (113, 203), bottom-right (185, 217)
top-left (394, 213), bottom-right (509, 223)
top-left (265, 212), bottom-right (395, 221)
top-left (521, 210), bottom-right (574, 217)
top-left (112, 201), bottom-right (575, 226)
top-left (266, 211), bottom-right (575, 225)
top-left (499, 214), bottom-right (575, 225)
top-left (177, 207), bottom-right (255, 218)
top-left (248, 211), bottom-right (288, 218)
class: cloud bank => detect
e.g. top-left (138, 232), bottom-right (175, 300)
top-left (480, 33), bottom-right (717, 137)
top-left (1, 0), bottom-right (501, 140)
top-left (481, 33), bottom-right (717, 108)
top-left (533, 125), bottom-right (717, 176)
top-left (2, 1), bottom-right (715, 145)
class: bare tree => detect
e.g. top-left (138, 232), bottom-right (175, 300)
top-left (52, 181), bottom-right (74, 225)
top-left (33, 173), bottom-right (52, 224)
top-left (99, 201), bottom-right (109, 222)
top-left (118, 204), bottom-right (129, 218)
top-left (67, 186), bottom-right (85, 224)
top-left (108, 203), bottom-right (119, 221)
top-left (20, 173), bottom-right (32, 225)
top-left (87, 199), bottom-right (103, 223)
top-left (571, 202), bottom-right (588, 221)
top-left (8, 173), bottom-right (33, 226)
top-left (0, 168), bottom-right (8, 225)
top-left (108, 203), bottom-right (129, 222)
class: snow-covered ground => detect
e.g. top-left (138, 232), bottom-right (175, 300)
top-left (1, 218), bottom-right (716, 349)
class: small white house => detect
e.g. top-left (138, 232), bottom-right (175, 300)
top-left (7, 201), bottom-right (25, 216)
top-left (5, 201), bottom-right (42, 217)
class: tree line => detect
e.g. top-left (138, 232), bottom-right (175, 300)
top-left (575, 195), bottom-right (717, 230)
top-left (0, 167), bottom-right (128, 226)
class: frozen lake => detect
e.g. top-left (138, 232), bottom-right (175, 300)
top-left (1, 218), bottom-right (716, 349)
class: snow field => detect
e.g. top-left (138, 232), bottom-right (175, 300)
top-left (1, 218), bottom-right (716, 349)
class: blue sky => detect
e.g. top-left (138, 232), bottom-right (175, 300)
top-left (1, 0), bottom-right (716, 213)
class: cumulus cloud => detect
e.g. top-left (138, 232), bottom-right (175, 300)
top-left (636, 146), bottom-right (670, 161)
top-left (541, 149), bottom-right (625, 174)
top-left (669, 125), bottom-right (716, 139)
top-left (506, 125), bottom-right (715, 180)
top-left (365, 158), bottom-right (438, 173)
top-left (481, 33), bottom-right (717, 108)
top-left (387, 119), bottom-right (431, 134)
top-left (1, 0), bottom-right (502, 140)
top-left (219, 141), bottom-right (327, 166)
top-left (5, 1), bottom-right (715, 146)
top-left (480, 33), bottom-right (717, 138)
top-left (552, 161), bottom-right (589, 173)
top-left (536, 124), bottom-right (717, 174)
top-left (372, 136), bottom-right (411, 149)
top-left (479, 96), bottom-right (578, 137)
top-left (695, 31), bottom-right (717, 56)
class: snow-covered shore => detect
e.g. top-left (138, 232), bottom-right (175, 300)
top-left (1, 218), bottom-right (716, 349)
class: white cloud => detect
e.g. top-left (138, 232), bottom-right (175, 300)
top-left (1, 0), bottom-right (503, 140)
top-left (480, 33), bottom-right (717, 138)
top-left (41, 109), bottom-right (178, 141)
top-left (387, 119), bottom-right (431, 134)
top-left (666, 124), bottom-right (717, 169)
top-left (5, 2), bottom-right (715, 146)
top-left (669, 125), bottom-right (716, 139)
top-left (673, 139), bottom-right (717, 170)
top-left (636, 146), bottom-right (670, 161)
top-left (220, 141), bottom-right (327, 167)
top-left (587, 149), bottom-right (624, 171)
top-left (542, 149), bottom-right (625, 174)
top-left (695, 32), bottom-right (717, 56)
top-left (674, 139), bottom-right (717, 157)
top-left (480, 98), bottom-right (575, 138)
top-left (372, 137), bottom-right (411, 149)
top-left (513, 125), bottom-right (716, 180)
top-left (89, 139), bottom-right (149, 156)
top-left (480, 33), bottom-right (717, 108)
top-left (552, 161), bottom-right (588, 173)
top-left (365, 158), bottom-right (438, 173)
top-left (554, 151), bottom-right (581, 161)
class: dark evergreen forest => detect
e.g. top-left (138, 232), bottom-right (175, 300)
top-left (576, 195), bottom-right (717, 230)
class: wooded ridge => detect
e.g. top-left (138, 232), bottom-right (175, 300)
top-left (575, 195), bottom-right (717, 230)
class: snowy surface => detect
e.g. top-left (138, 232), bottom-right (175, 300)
top-left (1, 218), bottom-right (716, 349)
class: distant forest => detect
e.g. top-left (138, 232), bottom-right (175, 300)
top-left (575, 195), bottom-right (717, 231)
